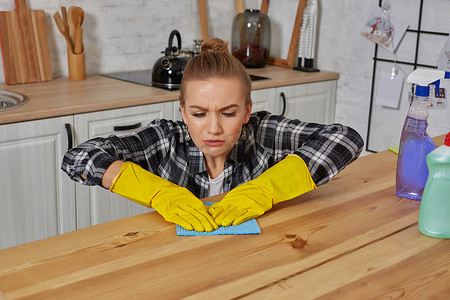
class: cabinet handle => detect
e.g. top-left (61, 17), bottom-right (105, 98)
top-left (280, 92), bottom-right (287, 116)
top-left (113, 122), bottom-right (142, 132)
top-left (65, 123), bottom-right (73, 151)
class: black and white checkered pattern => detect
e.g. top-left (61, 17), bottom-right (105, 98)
top-left (61, 111), bottom-right (364, 199)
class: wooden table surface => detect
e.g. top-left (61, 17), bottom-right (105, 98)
top-left (0, 135), bottom-right (449, 299)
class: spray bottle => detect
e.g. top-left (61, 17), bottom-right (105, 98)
top-left (395, 69), bottom-right (446, 200)
top-left (418, 72), bottom-right (450, 238)
top-left (419, 132), bottom-right (450, 238)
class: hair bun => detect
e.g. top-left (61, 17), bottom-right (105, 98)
top-left (201, 38), bottom-right (230, 53)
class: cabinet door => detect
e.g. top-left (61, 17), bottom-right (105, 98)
top-left (0, 116), bottom-right (76, 249)
top-left (74, 103), bottom-right (172, 228)
top-left (251, 88), bottom-right (277, 113)
top-left (276, 81), bottom-right (336, 124)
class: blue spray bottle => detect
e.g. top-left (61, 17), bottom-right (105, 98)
top-left (395, 69), bottom-right (446, 200)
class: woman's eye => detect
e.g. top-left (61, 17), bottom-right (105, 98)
top-left (222, 112), bottom-right (237, 117)
top-left (192, 112), bottom-right (206, 117)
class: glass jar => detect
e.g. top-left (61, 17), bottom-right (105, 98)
top-left (231, 9), bottom-right (271, 68)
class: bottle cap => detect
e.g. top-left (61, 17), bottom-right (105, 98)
top-left (445, 132), bottom-right (450, 147)
top-left (415, 85), bottom-right (430, 97)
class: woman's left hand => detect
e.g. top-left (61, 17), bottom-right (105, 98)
top-left (208, 183), bottom-right (273, 226)
top-left (209, 155), bottom-right (317, 226)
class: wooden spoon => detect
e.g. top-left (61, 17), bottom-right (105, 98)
top-left (67, 6), bottom-right (76, 44)
top-left (74, 16), bottom-right (83, 54)
top-left (71, 7), bottom-right (84, 28)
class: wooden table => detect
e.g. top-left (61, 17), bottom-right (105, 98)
top-left (1, 135), bottom-right (449, 299)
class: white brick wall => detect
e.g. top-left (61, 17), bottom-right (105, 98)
top-left (1, 0), bottom-right (448, 153)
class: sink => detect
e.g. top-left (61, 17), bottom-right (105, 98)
top-left (0, 90), bottom-right (29, 112)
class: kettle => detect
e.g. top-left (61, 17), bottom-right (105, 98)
top-left (152, 30), bottom-right (190, 90)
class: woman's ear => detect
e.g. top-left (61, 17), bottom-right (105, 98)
top-left (179, 102), bottom-right (186, 122)
top-left (244, 101), bottom-right (252, 124)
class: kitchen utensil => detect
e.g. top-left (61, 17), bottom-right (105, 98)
top-left (294, 0), bottom-right (319, 72)
top-left (0, 0), bottom-right (52, 84)
top-left (60, 7), bottom-right (71, 38)
top-left (74, 15), bottom-right (83, 54)
top-left (57, 6), bottom-right (84, 80)
top-left (197, 0), bottom-right (209, 41)
top-left (61, 6), bottom-right (68, 25)
top-left (53, 11), bottom-right (74, 52)
top-left (74, 27), bottom-right (83, 54)
top-left (152, 30), bottom-right (190, 90)
top-left (71, 6), bottom-right (84, 28)
top-left (67, 6), bottom-right (75, 44)
top-left (69, 7), bottom-right (83, 54)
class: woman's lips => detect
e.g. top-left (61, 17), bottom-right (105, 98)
top-left (203, 139), bottom-right (225, 147)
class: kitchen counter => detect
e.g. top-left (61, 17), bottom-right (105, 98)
top-left (0, 66), bottom-right (338, 125)
top-left (0, 135), bottom-right (448, 299)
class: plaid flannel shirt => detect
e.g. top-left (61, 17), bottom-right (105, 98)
top-left (61, 111), bottom-right (364, 199)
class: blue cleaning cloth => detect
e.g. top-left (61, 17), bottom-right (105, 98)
top-left (176, 202), bottom-right (261, 236)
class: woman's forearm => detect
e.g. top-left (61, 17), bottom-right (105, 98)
top-left (101, 160), bottom-right (125, 189)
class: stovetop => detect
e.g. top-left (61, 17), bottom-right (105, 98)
top-left (101, 69), bottom-right (153, 87)
top-left (100, 69), bottom-right (270, 89)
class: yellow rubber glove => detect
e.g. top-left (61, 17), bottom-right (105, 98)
top-left (110, 161), bottom-right (218, 232)
top-left (209, 154), bottom-right (316, 226)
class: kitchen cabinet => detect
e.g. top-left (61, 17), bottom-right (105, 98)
top-left (74, 102), bottom-right (172, 228)
top-left (251, 87), bottom-right (277, 113)
top-left (0, 116), bottom-right (76, 249)
top-left (251, 80), bottom-right (337, 123)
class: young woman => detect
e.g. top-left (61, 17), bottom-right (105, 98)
top-left (62, 38), bottom-right (364, 232)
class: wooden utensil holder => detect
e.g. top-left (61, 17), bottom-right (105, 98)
top-left (67, 47), bottom-right (85, 80)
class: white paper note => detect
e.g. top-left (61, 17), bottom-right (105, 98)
top-left (376, 71), bottom-right (404, 108)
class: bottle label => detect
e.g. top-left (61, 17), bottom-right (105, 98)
top-left (429, 84), bottom-right (447, 109)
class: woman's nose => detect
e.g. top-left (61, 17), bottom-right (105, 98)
top-left (207, 114), bottom-right (222, 134)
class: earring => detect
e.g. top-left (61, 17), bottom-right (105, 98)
top-left (185, 130), bottom-right (191, 141)
top-left (240, 126), bottom-right (247, 140)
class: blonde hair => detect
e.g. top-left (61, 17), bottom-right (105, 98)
top-left (179, 38), bottom-right (252, 106)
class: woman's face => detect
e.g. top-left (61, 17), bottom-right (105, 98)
top-left (180, 77), bottom-right (252, 164)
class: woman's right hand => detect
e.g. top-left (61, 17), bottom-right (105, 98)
top-left (151, 186), bottom-right (218, 232)
top-left (110, 161), bottom-right (218, 232)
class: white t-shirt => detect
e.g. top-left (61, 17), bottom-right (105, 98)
top-left (208, 171), bottom-right (225, 197)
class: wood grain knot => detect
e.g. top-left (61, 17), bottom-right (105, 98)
top-left (290, 237), bottom-right (307, 249)
top-left (124, 231), bottom-right (139, 237)
top-left (284, 234), bottom-right (297, 239)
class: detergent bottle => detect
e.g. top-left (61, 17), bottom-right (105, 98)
top-left (395, 69), bottom-right (446, 200)
top-left (418, 132), bottom-right (450, 238)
